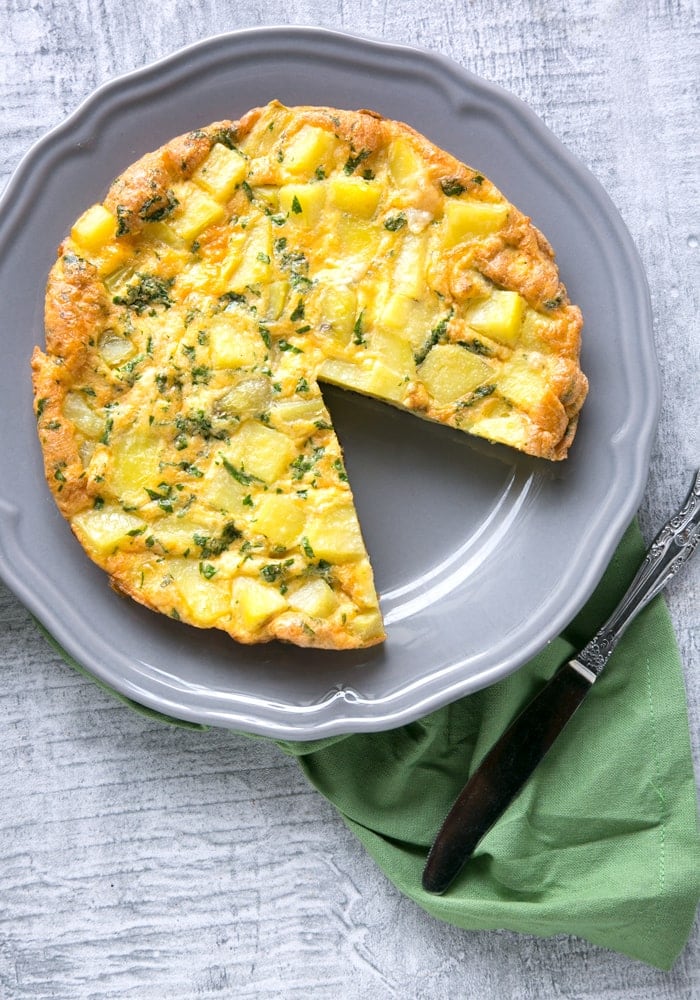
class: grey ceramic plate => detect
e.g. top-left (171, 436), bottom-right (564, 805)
top-left (0, 27), bottom-right (658, 739)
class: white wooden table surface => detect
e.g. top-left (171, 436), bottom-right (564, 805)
top-left (1, 2), bottom-right (698, 997)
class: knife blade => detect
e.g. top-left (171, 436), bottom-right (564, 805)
top-left (422, 468), bottom-right (700, 895)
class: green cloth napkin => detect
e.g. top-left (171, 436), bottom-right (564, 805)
top-left (39, 521), bottom-right (699, 969)
top-left (273, 521), bottom-right (699, 969)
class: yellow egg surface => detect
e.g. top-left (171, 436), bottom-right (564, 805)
top-left (31, 101), bottom-right (587, 649)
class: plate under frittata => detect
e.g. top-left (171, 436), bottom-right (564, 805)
top-left (0, 29), bottom-right (657, 735)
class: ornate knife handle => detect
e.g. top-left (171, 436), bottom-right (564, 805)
top-left (575, 468), bottom-right (700, 678)
top-left (422, 468), bottom-right (700, 895)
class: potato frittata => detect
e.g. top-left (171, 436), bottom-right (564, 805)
top-left (32, 101), bottom-right (587, 649)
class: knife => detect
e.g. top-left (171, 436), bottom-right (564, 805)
top-left (422, 468), bottom-right (700, 895)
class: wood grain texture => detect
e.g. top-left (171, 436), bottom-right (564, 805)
top-left (0, 1), bottom-right (698, 997)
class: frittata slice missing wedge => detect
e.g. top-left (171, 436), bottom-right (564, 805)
top-left (32, 101), bottom-right (587, 650)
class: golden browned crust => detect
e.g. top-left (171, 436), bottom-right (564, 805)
top-left (33, 100), bottom-right (587, 649)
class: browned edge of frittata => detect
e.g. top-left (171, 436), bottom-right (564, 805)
top-left (31, 101), bottom-right (588, 643)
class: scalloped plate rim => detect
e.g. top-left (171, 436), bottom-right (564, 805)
top-left (0, 26), bottom-right (658, 738)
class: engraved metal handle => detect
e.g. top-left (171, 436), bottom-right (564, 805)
top-left (423, 468), bottom-right (700, 894)
top-left (574, 467), bottom-right (700, 678)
